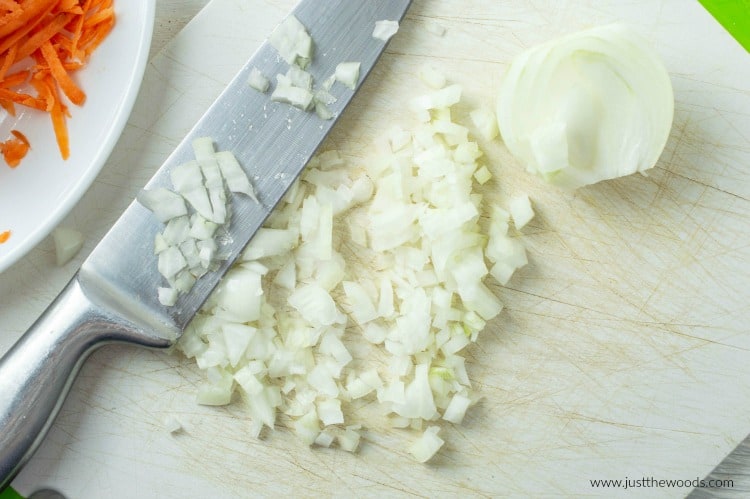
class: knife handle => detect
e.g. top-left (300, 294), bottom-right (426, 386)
top-left (0, 276), bottom-right (170, 490)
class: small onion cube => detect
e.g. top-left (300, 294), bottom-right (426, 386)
top-left (372, 20), bottom-right (399, 41)
top-left (307, 364), bottom-right (339, 398)
top-left (196, 370), bottom-right (233, 406)
top-left (179, 238), bottom-right (201, 269)
top-left (490, 262), bottom-right (517, 286)
top-left (52, 227), bottom-right (84, 266)
top-left (268, 15), bottom-right (313, 66)
top-left (486, 234), bottom-right (528, 269)
top-left (287, 65), bottom-right (313, 91)
top-left (317, 398), bottom-right (344, 426)
top-left (473, 165), bottom-right (492, 184)
top-left (460, 282), bottom-right (504, 321)
top-left (319, 332), bottom-right (353, 367)
top-left (154, 233), bottom-right (169, 254)
top-left (273, 259), bottom-right (296, 290)
top-left (417, 64), bottom-right (446, 89)
top-left (314, 431), bottom-right (335, 448)
top-left (410, 84), bottom-right (462, 112)
top-left (342, 280), bottom-right (378, 323)
top-left (408, 426), bottom-right (444, 463)
top-left (197, 239), bottom-right (217, 268)
top-left (213, 267), bottom-right (263, 323)
top-left (137, 187), bottom-right (187, 223)
top-left (162, 216), bottom-right (190, 246)
top-left (362, 322), bottom-right (387, 344)
top-left (469, 108), bottom-right (499, 141)
top-left (235, 365), bottom-right (264, 396)
top-left (158, 246), bottom-right (187, 280)
top-left (248, 67), bottom-right (270, 93)
top-left (377, 380), bottom-right (406, 405)
top-left (288, 283), bottom-right (344, 326)
top-left (163, 416), bottom-right (183, 434)
top-left (157, 286), bottom-right (179, 307)
top-left (191, 137), bottom-right (215, 161)
top-left (346, 377), bottom-right (374, 399)
top-left (242, 227), bottom-right (298, 260)
top-left (272, 83), bottom-right (314, 111)
top-left (337, 428), bottom-right (360, 452)
top-left (314, 88), bottom-right (337, 106)
top-left (170, 269), bottom-right (197, 293)
top-left (391, 364), bottom-right (437, 420)
top-left (508, 194), bottom-right (534, 229)
top-left (314, 101), bottom-right (334, 120)
top-left (222, 323), bottom-right (255, 367)
top-left (215, 151), bottom-right (258, 202)
top-left (335, 62), bottom-right (361, 90)
top-left (170, 160), bottom-right (204, 192)
top-left (294, 409), bottom-right (320, 446)
top-left (188, 214), bottom-right (218, 240)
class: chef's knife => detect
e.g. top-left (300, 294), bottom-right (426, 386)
top-left (0, 0), bottom-right (411, 488)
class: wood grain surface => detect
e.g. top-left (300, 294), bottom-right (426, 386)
top-left (3, 0), bottom-right (750, 497)
top-left (152, 0), bottom-right (210, 58)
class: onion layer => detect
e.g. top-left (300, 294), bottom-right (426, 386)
top-left (496, 24), bottom-right (674, 189)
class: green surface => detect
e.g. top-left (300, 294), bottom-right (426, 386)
top-left (699, 0), bottom-right (750, 52)
top-left (0, 488), bottom-right (23, 499)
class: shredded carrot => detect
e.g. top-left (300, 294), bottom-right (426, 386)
top-left (0, 230), bottom-right (10, 243)
top-left (0, 0), bottom-right (115, 167)
top-left (0, 128), bottom-right (29, 166)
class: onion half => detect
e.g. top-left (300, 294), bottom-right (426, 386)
top-left (497, 24), bottom-right (674, 189)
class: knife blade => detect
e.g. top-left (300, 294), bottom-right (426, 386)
top-left (0, 0), bottom-right (411, 488)
top-left (688, 433), bottom-right (750, 497)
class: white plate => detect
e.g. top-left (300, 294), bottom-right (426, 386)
top-left (0, 0), bottom-right (155, 273)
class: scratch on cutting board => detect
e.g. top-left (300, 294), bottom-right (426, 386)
top-left (663, 167), bottom-right (749, 203)
top-left (506, 287), bottom-right (629, 321)
top-left (311, 452), bottom-right (358, 495)
top-left (716, 107), bottom-right (750, 145)
top-left (562, 412), bottom-right (709, 436)
top-left (350, 472), bottom-right (428, 497)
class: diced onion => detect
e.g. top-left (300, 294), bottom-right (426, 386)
top-left (372, 20), bottom-right (399, 42)
top-left (417, 64), bottom-right (446, 90)
top-left (470, 108), bottom-right (499, 141)
top-left (268, 15), bottom-right (313, 67)
top-left (137, 188), bottom-right (187, 223)
top-left (442, 393), bottom-right (471, 424)
top-left (163, 416), bottom-right (183, 434)
top-left (335, 62), bottom-right (361, 90)
top-left (52, 227), bottom-right (83, 266)
top-left (408, 426), bottom-right (444, 463)
top-left (271, 83), bottom-right (314, 111)
top-left (175, 72), bottom-right (535, 463)
top-left (248, 67), bottom-right (270, 93)
top-left (138, 138), bottom-right (257, 306)
top-left (508, 194), bottom-right (534, 229)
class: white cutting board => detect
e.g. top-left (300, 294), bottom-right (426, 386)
top-left (5, 0), bottom-right (750, 497)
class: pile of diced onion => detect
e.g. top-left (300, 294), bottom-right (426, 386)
top-left (138, 139), bottom-right (259, 306)
top-left (175, 61), bottom-right (535, 462)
